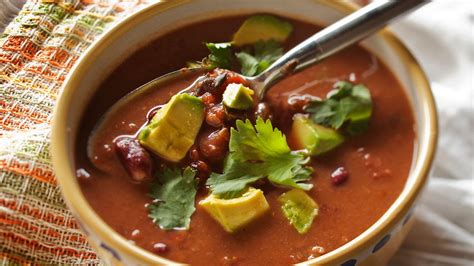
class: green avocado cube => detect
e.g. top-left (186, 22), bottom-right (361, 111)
top-left (291, 114), bottom-right (344, 156)
top-left (279, 189), bottom-right (319, 234)
top-left (232, 15), bottom-right (293, 46)
top-left (138, 93), bottom-right (204, 162)
top-left (199, 188), bottom-right (270, 233)
top-left (223, 83), bottom-right (254, 110)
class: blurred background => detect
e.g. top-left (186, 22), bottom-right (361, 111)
top-left (1, 0), bottom-right (472, 265)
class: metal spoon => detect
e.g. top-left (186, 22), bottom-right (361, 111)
top-left (88, 0), bottom-right (427, 159)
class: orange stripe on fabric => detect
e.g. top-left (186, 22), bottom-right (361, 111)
top-left (0, 199), bottom-right (78, 228)
top-left (0, 232), bottom-right (97, 259)
top-left (0, 104), bottom-right (50, 124)
top-left (0, 252), bottom-right (35, 266)
top-left (0, 159), bottom-right (56, 184)
top-left (0, 217), bottom-right (61, 238)
top-left (35, 47), bottom-right (71, 67)
top-left (0, 217), bottom-right (89, 244)
top-left (3, 100), bottom-right (53, 116)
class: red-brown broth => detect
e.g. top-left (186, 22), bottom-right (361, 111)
top-left (75, 15), bottom-right (415, 265)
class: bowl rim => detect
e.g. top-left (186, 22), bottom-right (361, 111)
top-left (51, 0), bottom-right (438, 265)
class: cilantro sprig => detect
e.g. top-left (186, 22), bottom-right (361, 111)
top-left (190, 40), bottom-right (284, 77)
top-left (148, 167), bottom-right (198, 230)
top-left (236, 40), bottom-right (283, 76)
top-left (306, 81), bottom-right (373, 135)
top-left (207, 118), bottom-right (313, 199)
top-left (204, 42), bottom-right (233, 69)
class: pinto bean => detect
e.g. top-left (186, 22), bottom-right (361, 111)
top-left (199, 128), bottom-right (230, 162)
top-left (114, 136), bottom-right (154, 182)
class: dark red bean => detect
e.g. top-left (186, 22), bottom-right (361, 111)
top-left (254, 102), bottom-right (273, 121)
top-left (191, 160), bottom-right (210, 179)
top-left (152, 242), bottom-right (168, 254)
top-left (114, 136), bottom-right (154, 182)
top-left (189, 146), bottom-right (200, 161)
top-left (200, 92), bottom-right (218, 107)
top-left (213, 73), bottom-right (228, 88)
top-left (221, 255), bottom-right (239, 266)
top-left (195, 72), bottom-right (228, 96)
top-left (288, 94), bottom-right (321, 113)
top-left (225, 74), bottom-right (246, 86)
top-left (331, 167), bottom-right (349, 186)
top-left (206, 104), bottom-right (226, 127)
top-left (147, 105), bottom-right (162, 121)
top-left (199, 128), bottom-right (230, 162)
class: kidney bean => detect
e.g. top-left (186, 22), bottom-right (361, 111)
top-left (114, 136), bottom-right (154, 182)
top-left (221, 255), bottom-right (239, 266)
top-left (191, 160), bottom-right (210, 179)
top-left (288, 94), bottom-right (321, 113)
top-left (188, 146), bottom-right (200, 161)
top-left (196, 72), bottom-right (228, 97)
top-left (152, 242), bottom-right (168, 254)
top-left (147, 105), bottom-right (162, 121)
top-left (200, 92), bottom-right (218, 107)
top-left (253, 102), bottom-right (273, 121)
top-left (225, 74), bottom-right (246, 86)
top-left (213, 73), bottom-right (228, 88)
top-left (206, 104), bottom-right (226, 127)
top-left (199, 128), bottom-right (230, 163)
top-left (331, 167), bottom-right (349, 186)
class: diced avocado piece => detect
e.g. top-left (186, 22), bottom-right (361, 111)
top-left (278, 189), bottom-right (318, 234)
top-left (223, 83), bottom-right (254, 110)
top-left (232, 15), bottom-right (293, 46)
top-left (138, 93), bottom-right (204, 162)
top-left (291, 114), bottom-right (344, 156)
top-left (345, 84), bottom-right (372, 135)
top-left (199, 187), bottom-right (270, 233)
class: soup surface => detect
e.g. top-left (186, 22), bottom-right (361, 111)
top-left (75, 15), bottom-right (415, 265)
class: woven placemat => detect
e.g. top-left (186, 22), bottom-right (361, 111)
top-left (0, 0), bottom-right (149, 264)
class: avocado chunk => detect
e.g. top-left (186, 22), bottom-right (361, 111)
top-left (138, 93), bottom-right (204, 162)
top-left (223, 83), bottom-right (254, 110)
top-left (279, 189), bottom-right (319, 234)
top-left (291, 114), bottom-right (344, 156)
top-left (199, 187), bottom-right (270, 233)
top-left (232, 15), bottom-right (293, 46)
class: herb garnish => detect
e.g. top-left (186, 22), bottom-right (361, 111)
top-left (203, 42), bottom-right (234, 69)
top-left (207, 118), bottom-right (313, 199)
top-left (148, 167), bottom-right (198, 230)
top-left (191, 40), bottom-right (284, 77)
top-left (306, 81), bottom-right (373, 135)
top-left (236, 40), bottom-right (283, 76)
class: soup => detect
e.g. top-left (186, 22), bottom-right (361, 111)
top-left (75, 15), bottom-right (414, 265)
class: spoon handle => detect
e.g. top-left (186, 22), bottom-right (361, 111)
top-left (253, 0), bottom-right (428, 99)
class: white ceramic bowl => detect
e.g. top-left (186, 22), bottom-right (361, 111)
top-left (51, 0), bottom-right (437, 265)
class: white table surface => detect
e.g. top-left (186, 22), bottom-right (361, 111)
top-left (389, 1), bottom-right (474, 265)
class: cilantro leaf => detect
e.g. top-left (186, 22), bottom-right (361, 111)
top-left (204, 42), bottom-right (233, 69)
top-left (236, 40), bottom-right (284, 76)
top-left (206, 118), bottom-right (313, 198)
top-left (148, 167), bottom-right (198, 230)
top-left (306, 81), bottom-right (372, 135)
top-left (206, 158), bottom-right (264, 199)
